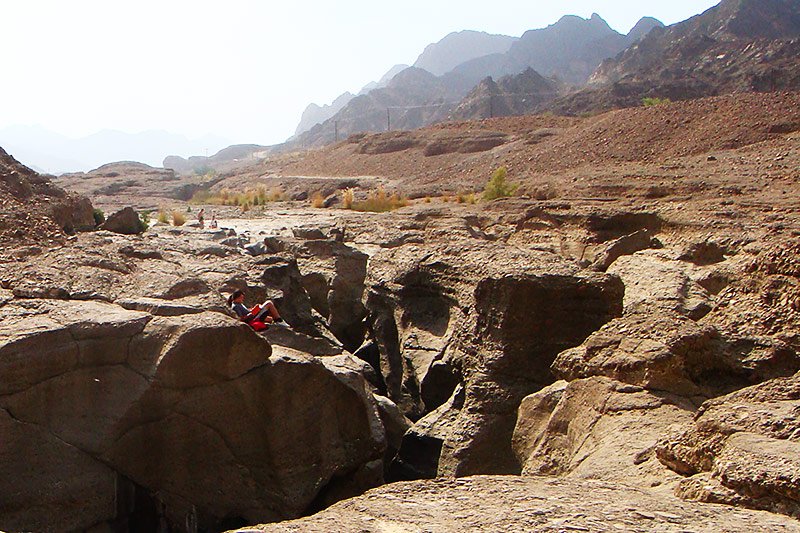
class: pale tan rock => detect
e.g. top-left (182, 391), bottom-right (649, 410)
top-left (230, 475), bottom-right (800, 533)
top-left (513, 377), bottom-right (693, 488)
top-left (658, 373), bottom-right (800, 517)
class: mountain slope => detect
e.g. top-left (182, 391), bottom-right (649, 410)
top-left (294, 92), bottom-right (355, 137)
top-left (413, 30), bottom-right (517, 76)
top-left (451, 15), bottom-right (664, 86)
top-left (289, 14), bottom-right (663, 150)
top-left (551, 0), bottom-right (800, 114)
top-left (451, 68), bottom-right (563, 120)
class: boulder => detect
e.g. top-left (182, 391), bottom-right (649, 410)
top-left (101, 207), bottom-right (143, 235)
top-left (656, 373), bottom-right (800, 517)
top-left (512, 377), bottom-right (693, 487)
top-left (0, 300), bottom-right (387, 531)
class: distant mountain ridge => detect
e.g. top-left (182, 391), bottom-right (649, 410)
top-left (452, 14), bottom-right (664, 86)
top-left (550, 0), bottom-right (800, 114)
top-left (293, 65), bottom-right (411, 138)
top-left (288, 13), bottom-right (663, 149)
top-left (451, 68), bottom-right (563, 121)
top-left (413, 30), bottom-right (517, 76)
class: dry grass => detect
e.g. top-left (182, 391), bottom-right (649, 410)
top-left (342, 188), bottom-right (355, 209)
top-left (191, 186), bottom-right (286, 207)
top-left (456, 192), bottom-right (477, 204)
top-left (348, 186), bottom-right (408, 213)
top-left (310, 191), bottom-right (326, 208)
top-left (157, 209), bottom-right (170, 224)
top-left (172, 211), bottom-right (186, 226)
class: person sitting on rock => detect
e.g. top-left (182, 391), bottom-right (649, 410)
top-left (227, 289), bottom-right (288, 331)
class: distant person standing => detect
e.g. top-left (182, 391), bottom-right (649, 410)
top-left (197, 208), bottom-right (205, 228)
top-left (210, 211), bottom-right (218, 229)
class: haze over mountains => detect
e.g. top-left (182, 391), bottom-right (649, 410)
top-left (6, 0), bottom-right (799, 176)
top-left (0, 125), bottom-right (229, 175)
top-left (288, 13), bottom-right (664, 150)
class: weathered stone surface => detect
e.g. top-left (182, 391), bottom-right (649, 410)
top-left (553, 312), bottom-right (725, 397)
top-left (232, 476), bottom-right (800, 533)
top-left (0, 300), bottom-right (387, 531)
top-left (608, 251), bottom-right (713, 319)
top-left (367, 241), bottom-right (624, 476)
top-left (115, 296), bottom-right (207, 316)
top-left (512, 377), bottom-right (693, 487)
top-left (591, 229), bottom-right (658, 271)
top-left (0, 408), bottom-right (119, 533)
top-left (657, 373), bottom-right (800, 517)
top-left (101, 206), bottom-right (143, 235)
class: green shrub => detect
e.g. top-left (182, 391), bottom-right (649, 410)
top-left (642, 97), bottom-right (672, 107)
top-left (482, 166), bottom-right (518, 201)
top-left (138, 211), bottom-right (151, 232)
top-left (92, 208), bottom-right (105, 226)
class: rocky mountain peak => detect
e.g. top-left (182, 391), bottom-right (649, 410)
top-left (413, 30), bottom-right (517, 77)
top-left (628, 16), bottom-right (665, 41)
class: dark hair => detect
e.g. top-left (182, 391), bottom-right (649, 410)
top-left (227, 289), bottom-right (244, 307)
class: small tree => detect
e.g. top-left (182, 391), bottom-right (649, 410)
top-left (92, 208), bottom-right (105, 227)
top-left (138, 211), bottom-right (151, 232)
top-left (482, 166), bottom-right (518, 201)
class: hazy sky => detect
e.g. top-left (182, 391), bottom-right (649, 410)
top-left (3, 0), bottom-right (721, 146)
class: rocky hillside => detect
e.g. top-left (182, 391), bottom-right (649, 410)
top-left (288, 13), bottom-right (663, 151)
top-left (450, 68), bottom-right (563, 120)
top-left (452, 14), bottom-right (664, 86)
top-left (261, 92), bottom-right (800, 196)
top-left (552, 0), bottom-right (800, 113)
top-left (412, 30), bottom-right (517, 76)
top-left (0, 146), bottom-right (93, 249)
top-left (163, 143), bottom-right (270, 176)
top-left (56, 161), bottom-right (225, 210)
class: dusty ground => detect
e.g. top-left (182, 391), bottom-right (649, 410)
top-left (232, 476), bottom-right (800, 533)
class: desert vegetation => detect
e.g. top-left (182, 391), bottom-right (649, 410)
top-left (191, 186), bottom-right (287, 208)
top-left (642, 96), bottom-right (672, 107)
top-left (482, 166), bottom-right (519, 201)
top-left (344, 186), bottom-right (409, 213)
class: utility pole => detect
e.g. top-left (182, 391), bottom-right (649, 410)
top-left (489, 95), bottom-right (494, 119)
top-left (387, 108), bottom-right (391, 131)
top-left (334, 120), bottom-right (339, 142)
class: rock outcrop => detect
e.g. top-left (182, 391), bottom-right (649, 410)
top-left (233, 475), bottom-right (800, 532)
top-left (657, 372), bottom-right (800, 518)
top-left (0, 145), bottom-right (94, 248)
top-left (512, 377), bottom-right (693, 487)
top-left (0, 299), bottom-right (387, 531)
top-left (366, 241), bottom-right (624, 477)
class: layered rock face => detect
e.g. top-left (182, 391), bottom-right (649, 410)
top-left (365, 240), bottom-right (624, 477)
top-left (657, 372), bottom-right (800, 517)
